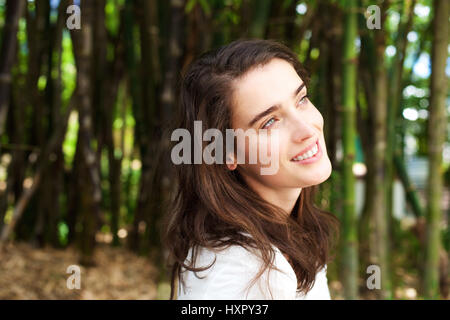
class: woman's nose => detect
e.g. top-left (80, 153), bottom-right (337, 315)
top-left (290, 115), bottom-right (316, 144)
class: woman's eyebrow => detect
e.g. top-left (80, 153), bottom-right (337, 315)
top-left (248, 82), bottom-right (306, 127)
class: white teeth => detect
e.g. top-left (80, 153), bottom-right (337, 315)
top-left (292, 144), bottom-right (318, 161)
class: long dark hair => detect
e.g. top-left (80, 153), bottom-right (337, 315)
top-left (162, 39), bottom-right (340, 299)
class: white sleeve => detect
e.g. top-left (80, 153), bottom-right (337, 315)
top-left (201, 246), bottom-right (297, 300)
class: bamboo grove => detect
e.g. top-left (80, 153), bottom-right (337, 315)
top-left (0, 0), bottom-right (448, 299)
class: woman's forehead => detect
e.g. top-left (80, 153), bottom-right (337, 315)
top-left (230, 59), bottom-right (303, 127)
top-left (234, 60), bottom-right (300, 100)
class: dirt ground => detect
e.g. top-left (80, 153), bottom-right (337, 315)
top-left (0, 241), bottom-right (433, 300)
top-left (0, 242), bottom-right (167, 299)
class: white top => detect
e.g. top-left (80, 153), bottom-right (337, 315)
top-left (177, 243), bottom-right (332, 300)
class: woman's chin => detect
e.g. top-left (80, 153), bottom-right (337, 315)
top-left (290, 166), bottom-right (332, 187)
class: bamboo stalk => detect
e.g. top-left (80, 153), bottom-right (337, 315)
top-left (341, 0), bottom-right (359, 300)
top-left (424, 0), bottom-right (449, 300)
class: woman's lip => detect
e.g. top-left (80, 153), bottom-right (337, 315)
top-left (291, 141), bottom-right (322, 164)
top-left (291, 139), bottom-right (319, 160)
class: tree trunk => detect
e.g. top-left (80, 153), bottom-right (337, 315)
top-left (183, 1), bottom-right (212, 72)
top-left (424, 0), bottom-right (449, 300)
top-left (103, 13), bottom-right (125, 248)
top-left (356, 44), bottom-right (374, 280)
top-left (148, 0), bottom-right (185, 279)
top-left (340, 0), bottom-right (359, 300)
top-left (14, 0), bottom-right (50, 243)
top-left (33, 0), bottom-right (68, 248)
top-left (124, 0), bottom-right (144, 253)
top-left (385, 0), bottom-right (415, 261)
top-left (248, 0), bottom-right (271, 38)
top-left (371, 0), bottom-right (392, 299)
top-left (0, 0), bottom-right (25, 140)
top-left (266, 0), bottom-right (294, 41)
top-left (70, 0), bottom-right (102, 266)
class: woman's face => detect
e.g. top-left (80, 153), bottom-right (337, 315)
top-left (227, 58), bottom-right (332, 194)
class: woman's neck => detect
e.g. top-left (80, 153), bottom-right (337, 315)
top-left (241, 173), bottom-right (302, 214)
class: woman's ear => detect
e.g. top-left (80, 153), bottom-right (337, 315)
top-left (226, 153), bottom-right (237, 171)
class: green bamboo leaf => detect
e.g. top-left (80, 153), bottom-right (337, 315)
top-left (198, 0), bottom-right (212, 15)
top-left (185, 0), bottom-right (197, 13)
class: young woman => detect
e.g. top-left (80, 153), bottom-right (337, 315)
top-left (163, 39), bottom-right (339, 300)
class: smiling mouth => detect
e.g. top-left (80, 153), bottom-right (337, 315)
top-left (291, 140), bottom-right (319, 161)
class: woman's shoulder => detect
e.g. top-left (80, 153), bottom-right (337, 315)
top-left (178, 242), bottom-right (298, 299)
top-left (183, 233), bottom-right (268, 270)
top-left (184, 238), bottom-right (297, 279)
top-left (182, 243), bottom-right (271, 279)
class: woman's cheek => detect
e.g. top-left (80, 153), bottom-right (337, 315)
top-left (260, 129), bottom-right (283, 159)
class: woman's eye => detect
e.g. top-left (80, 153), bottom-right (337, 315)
top-left (262, 117), bottom-right (276, 129)
top-left (297, 94), bottom-right (309, 107)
